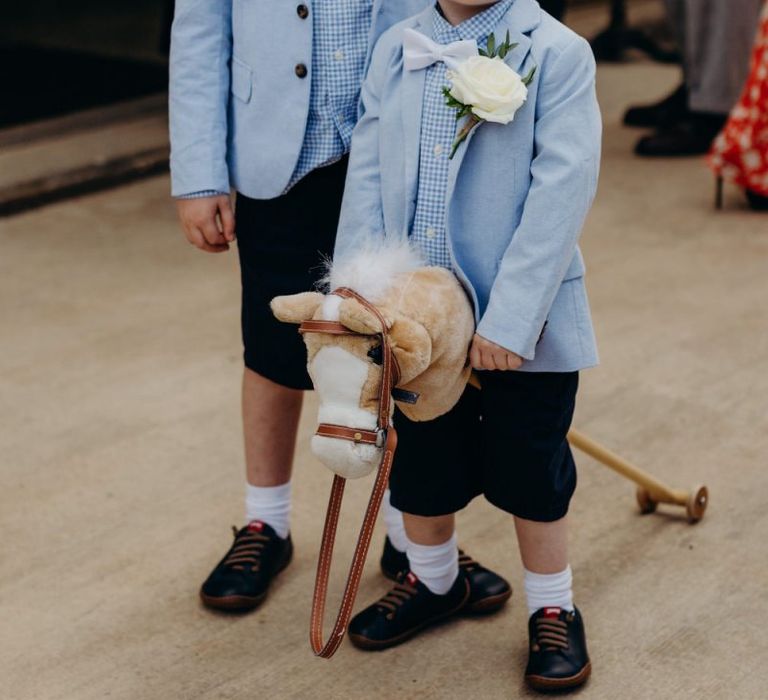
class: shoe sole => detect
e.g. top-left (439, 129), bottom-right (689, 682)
top-left (199, 547), bottom-right (293, 613)
top-left (525, 661), bottom-right (592, 692)
top-left (380, 565), bottom-right (512, 616)
top-left (348, 583), bottom-right (470, 651)
top-left (199, 590), bottom-right (268, 612)
top-left (464, 588), bottom-right (512, 615)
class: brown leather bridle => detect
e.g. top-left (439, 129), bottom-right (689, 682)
top-left (298, 287), bottom-right (401, 659)
top-left (299, 287), bottom-right (401, 451)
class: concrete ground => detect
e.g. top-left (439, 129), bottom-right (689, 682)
top-left (2, 20), bottom-right (768, 700)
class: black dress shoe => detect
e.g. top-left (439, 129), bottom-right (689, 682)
top-left (380, 536), bottom-right (512, 614)
top-left (525, 607), bottom-right (591, 691)
top-left (348, 570), bottom-right (469, 650)
top-left (199, 521), bottom-right (293, 611)
top-left (635, 113), bottom-right (727, 157)
top-left (624, 83), bottom-right (688, 128)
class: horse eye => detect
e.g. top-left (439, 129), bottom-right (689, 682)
top-left (367, 344), bottom-right (383, 365)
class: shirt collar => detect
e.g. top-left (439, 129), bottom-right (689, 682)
top-left (431, 0), bottom-right (515, 45)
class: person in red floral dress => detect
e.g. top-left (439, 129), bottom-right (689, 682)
top-left (709, 2), bottom-right (768, 211)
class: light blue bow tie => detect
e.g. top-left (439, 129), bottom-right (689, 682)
top-left (402, 27), bottom-right (477, 71)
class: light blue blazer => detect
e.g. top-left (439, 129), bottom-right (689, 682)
top-left (169, 0), bottom-right (428, 199)
top-left (334, 0), bottom-right (602, 372)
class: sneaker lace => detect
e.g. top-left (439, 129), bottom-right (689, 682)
top-left (532, 615), bottom-right (570, 652)
top-left (223, 526), bottom-right (269, 571)
top-left (376, 581), bottom-right (419, 618)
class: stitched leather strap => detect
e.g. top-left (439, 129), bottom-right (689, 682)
top-left (300, 287), bottom-right (403, 659)
top-left (299, 320), bottom-right (358, 336)
top-left (316, 423), bottom-right (381, 446)
top-left (309, 427), bottom-right (398, 658)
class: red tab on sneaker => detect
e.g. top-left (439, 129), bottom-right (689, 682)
top-left (543, 607), bottom-right (562, 618)
top-left (247, 520), bottom-right (265, 532)
top-left (406, 572), bottom-right (419, 586)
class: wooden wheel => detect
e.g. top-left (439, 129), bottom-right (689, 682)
top-left (686, 485), bottom-right (708, 523)
top-left (636, 487), bottom-right (657, 515)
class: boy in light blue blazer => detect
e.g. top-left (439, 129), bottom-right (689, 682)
top-left (333, 0), bottom-right (601, 690)
top-left (169, 0), bottom-right (511, 620)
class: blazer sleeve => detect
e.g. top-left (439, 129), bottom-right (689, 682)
top-left (169, 0), bottom-right (233, 197)
top-left (475, 35), bottom-right (602, 360)
top-left (332, 39), bottom-right (391, 261)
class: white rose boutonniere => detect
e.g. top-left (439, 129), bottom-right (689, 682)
top-left (443, 31), bottom-right (536, 158)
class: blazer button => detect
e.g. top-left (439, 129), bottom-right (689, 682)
top-left (295, 63), bottom-right (308, 78)
top-left (296, 4), bottom-right (309, 19)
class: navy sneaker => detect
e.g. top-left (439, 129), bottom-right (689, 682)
top-left (348, 570), bottom-right (469, 650)
top-left (525, 607), bottom-right (591, 691)
top-left (199, 521), bottom-right (292, 611)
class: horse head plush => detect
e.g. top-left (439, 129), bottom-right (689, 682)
top-left (270, 240), bottom-right (475, 480)
top-left (270, 240), bottom-right (475, 658)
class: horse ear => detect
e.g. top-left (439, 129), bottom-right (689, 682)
top-left (390, 317), bottom-right (432, 384)
top-left (270, 292), bottom-right (324, 324)
top-left (337, 298), bottom-right (390, 335)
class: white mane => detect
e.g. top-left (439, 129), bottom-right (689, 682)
top-left (321, 238), bottom-right (426, 303)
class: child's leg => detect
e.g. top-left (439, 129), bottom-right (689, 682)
top-left (347, 509), bottom-right (468, 650)
top-left (514, 515), bottom-right (574, 616)
top-left (403, 512), bottom-right (458, 595)
top-left (242, 368), bottom-right (302, 536)
top-left (381, 489), bottom-right (410, 553)
top-left (347, 393), bottom-right (512, 651)
top-left (518, 512), bottom-right (587, 692)
top-left (404, 512), bottom-right (455, 544)
top-left (479, 370), bottom-right (589, 689)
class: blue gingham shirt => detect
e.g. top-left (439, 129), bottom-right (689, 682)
top-left (410, 0), bottom-right (514, 268)
top-left (180, 1), bottom-right (372, 199)
top-left (289, 0), bottom-right (373, 189)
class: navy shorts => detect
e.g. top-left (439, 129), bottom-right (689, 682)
top-left (388, 371), bottom-right (579, 522)
top-left (235, 157), bottom-right (348, 389)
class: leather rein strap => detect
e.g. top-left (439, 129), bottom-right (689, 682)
top-left (299, 287), bottom-right (401, 659)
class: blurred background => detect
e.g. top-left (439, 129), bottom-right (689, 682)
top-left (2, 2), bottom-right (767, 699)
top-left (1, 0), bottom-right (684, 215)
top-left (3, 0), bottom-right (170, 125)
top-left (1, 0), bottom-right (173, 214)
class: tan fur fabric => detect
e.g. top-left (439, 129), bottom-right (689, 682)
top-left (271, 266), bottom-right (475, 422)
top-left (378, 267), bottom-right (474, 421)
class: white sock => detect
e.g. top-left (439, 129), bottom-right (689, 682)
top-left (406, 534), bottom-right (459, 595)
top-left (244, 482), bottom-right (291, 539)
top-left (382, 489), bottom-right (410, 553)
top-left (523, 565), bottom-right (574, 617)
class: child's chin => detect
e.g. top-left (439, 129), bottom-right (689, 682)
top-left (311, 435), bottom-right (382, 479)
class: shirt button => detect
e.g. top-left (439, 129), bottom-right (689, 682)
top-left (334, 49), bottom-right (345, 61)
top-left (295, 63), bottom-right (308, 78)
top-left (426, 227), bottom-right (436, 239)
top-left (296, 4), bottom-right (309, 19)
top-left (433, 143), bottom-right (444, 157)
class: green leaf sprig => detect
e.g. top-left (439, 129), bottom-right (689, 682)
top-left (481, 30), bottom-right (537, 85)
top-left (478, 29), bottom-right (517, 59)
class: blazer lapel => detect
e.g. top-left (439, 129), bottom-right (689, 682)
top-left (364, 0), bottom-right (385, 68)
top-left (400, 7), bottom-right (434, 234)
top-left (401, 69), bottom-right (425, 233)
top-left (445, 0), bottom-right (540, 206)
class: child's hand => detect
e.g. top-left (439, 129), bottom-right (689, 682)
top-left (176, 195), bottom-right (235, 253)
top-left (470, 333), bottom-right (523, 371)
